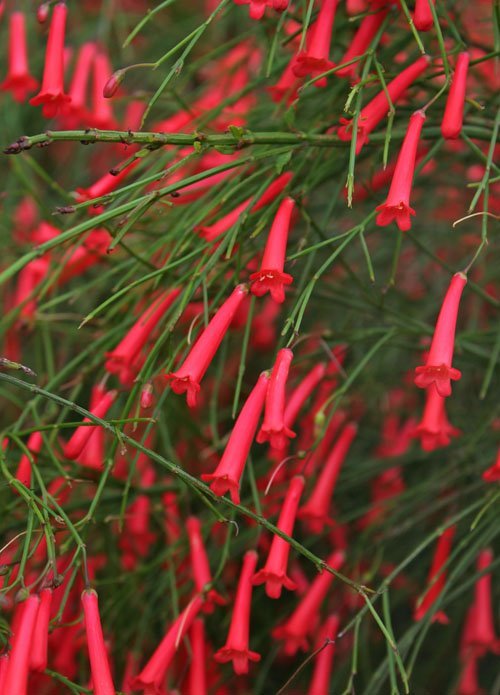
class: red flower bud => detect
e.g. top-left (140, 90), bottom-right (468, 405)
top-left (441, 52), bottom-right (470, 140)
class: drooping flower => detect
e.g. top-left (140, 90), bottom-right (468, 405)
top-left (89, 50), bottom-right (118, 129)
top-left (75, 159), bottom-right (139, 206)
top-left (413, 0), bottom-right (434, 31)
top-left (186, 516), bottom-right (226, 612)
top-left (482, 447), bottom-right (500, 482)
top-left (307, 614), bottom-right (340, 695)
top-left (292, 0), bottom-right (338, 87)
top-left (441, 52), bottom-right (470, 140)
top-left (105, 288), bottom-right (180, 384)
top-left (336, 8), bottom-right (388, 81)
top-left (232, 0), bottom-right (287, 21)
top-left (375, 110), bottom-right (425, 231)
top-left (0, 12), bottom-right (38, 102)
top-left (337, 55), bottom-right (430, 153)
top-left (165, 284), bottom-right (248, 407)
top-left (456, 653), bottom-right (483, 695)
top-left (214, 550), bottom-right (261, 675)
top-left (273, 550), bottom-right (344, 655)
top-left (414, 525), bottom-right (456, 623)
top-left (253, 476), bottom-right (305, 598)
top-left (257, 348), bottom-right (296, 449)
top-left (30, 3), bottom-right (71, 117)
top-left (461, 549), bottom-right (500, 656)
top-left (413, 384), bottom-right (461, 451)
top-left (250, 197), bottom-right (295, 303)
top-left (268, 59), bottom-right (303, 104)
top-left (414, 272), bottom-right (467, 397)
top-left (63, 389), bottom-right (116, 460)
top-left (28, 588), bottom-right (52, 673)
top-left (188, 619), bottom-right (207, 695)
top-left (15, 430), bottom-right (43, 487)
top-left (134, 596), bottom-right (204, 691)
top-left (81, 589), bottom-right (116, 695)
top-left (62, 42), bottom-right (97, 125)
top-left (298, 423), bottom-right (357, 532)
top-left (2, 594), bottom-right (40, 695)
top-left (202, 371), bottom-right (269, 503)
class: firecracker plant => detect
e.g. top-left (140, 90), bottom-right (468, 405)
top-left (0, 0), bottom-right (499, 693)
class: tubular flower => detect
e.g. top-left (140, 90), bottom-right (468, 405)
top-left (253, 476), bottom-right (305, 598)
top-left (414, 272), bottom-right (467, 397)
top-left (257, 348), bottom-right (296, 449)
top-left (63, 389), bottom-right (116, 460)
top-left (62, 42), bottom-right (96, 125)
top-left (268, 59), bottom-right (303, 104)
top-left (441, 52), bottom-right (470, 139)
top-left (165, 284), bottom-right (248, 407)
top-left (461, 549), bottom-right (500, 656)
top-left (250, 197), bottom-right (295, 303)
top-left (29, 588), bottom-right (52, 673)
top-left (292, 0), bottom-right (338, 87)
top-left (457, 654), bottom-right (483, 695)
top-left (105, 288), bottom-right (180, 384)
top-left (214, 550), bottom-right (261, 675)
top-left (307, 614), bottom-right (340, 695)
top-left (30, 3), bottom-right (71, 117)
top-left (2, 594), bottom-right (40, 695)
top-left (336, 8), bottom-right (388, 80)
top-left (134, 595), bottom-right (204, 691)
top-left (413, 0), bottom-right (434, 31)
top-left (298, 423), bottom-right (357, 532)
top-left (482, 447), bottom-right (500, 482)
top-left (15, 430), bottom-right (43, 487)
top-left (337, 55), bottom-right (430, 153)
top-left (188, 619), bottom-right (207, 695)
top-left (75, 159), bottom-right (139, 204)
top-left (273, 550), bottom-right (345, 655)
top-left (90, 51), bottom-right (118, 129)
top-left (414, 525), bottom-right (456, 623)
top-left (413, 385), bottom-right (461, 451)
top-left (0, 12), bottom-right (38, 102)
top-left (375, 110), bottom-right (425, 231)
top-left (202, 371), bottom-right (269, 503)
top-left (186, 516), bottom-right (226, 612)
top-left (82, 590), bottom-right (116, 695)
top-left (76, 385), bottom-right (108, 470)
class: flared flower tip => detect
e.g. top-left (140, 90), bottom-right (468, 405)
top-left (336, 117), bottom-right (369, 153)
top-left (297, 506), bottom-right (333, 533)
top-left (213, 646), bottom-right (261, 674)
top-left (256, 424), bottom-right (296, 450)
top-left (200, 472), bottom-right (241, 504)
top-left (482, 464), bottom-right (500, 482)
top-left (249, 269), bottom-right (293, 303)
top-left (414, 364), bottom-right (462, 397)
top-left (253, 569), bottom-right (297, 599)
top-left (376, 202), bottom-right (416, 232)
top-left (293, 54), bottom-right (335, 82)
top-left (414, 604), bottom-right (450, 624)
top-left (0, 74), bottom-right (39, 102)
top-left (164, 373), bottom-right (201, 408)
top-left (272, 624), bottom-right (309, 655)
top-left (30, 92), bottom-right (71, 118)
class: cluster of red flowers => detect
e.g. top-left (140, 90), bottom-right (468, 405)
top-left (0, 0), bottom-right (498, 694)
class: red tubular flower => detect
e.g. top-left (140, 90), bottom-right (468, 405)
top-left (214, 550), bottom-right (261, 675)
top-left (0, 12), bottom-right (38, 102)
top-left (307, 614), bottom-right (340, 695)
top-left (30, 3), bottom-right (71, 117)
top-left (268, 59), bottom-right (303, 104)
top-left (15, 430), bottom-right (43, 487)
top-left (134, 596), bottom-right (204, 691)
top-left (457, 654), bottom-right (483, 695)
top-left (375, 110), bottom-right (425, 231)
top-left (482, 447), bottom-right (500, 482)
top-left (186, 516), bottom-right (226, 612)
top-left (202, 371), bottom-right (269, 503)
top-left (336, 9), bottom-right (388, 80)
top-left (414, 525), bottom-right (456, 622)
top-left (57, 229), bottom-right (111, 285)
top-left (250, 197), bottom-right (295, 303)
top-left (441, 52), bottom-right (470, 140)
top-left (461, 549), bottom-right (500, 656)
top-left (165, 284), bottom-right (248, 407)
top-left (413, 384), bottom-right (461, 451)
top-left (75, 385), bottom-right (108, 470)
top-left (62, 42), bottom-right (96, 125)
top-left (414, 272), bottom-right (467, 397)
top-left (188, 619), bottom-right (207, 695)
top-left (82, 589), bottom-right (116, 695)
top-left (257, 348), bottom-right (296, 449)
top-left (358, 465), bottom-right (405, 529)
top-left (29, 588), bottom-right (53, 672)
top-left (90, 51), bottom-right (118, 129)
top-left (105, 288), bottom-right (180, 384)
top-left (75, 160), bottom-right (139, 205)
top-left (253, 476), bottom-right (305, 598)
top-left (14, 257), bottom-right (50, 321)
top-left (298, 423), bottom-right (357, 532)
top-left (337, 55), bottom-right (430, 153)
top-left (273, 550), bottom-right (345, 655)
top-left (0, 654), bottom-right (8, 692)
top-left (63, 389), bottom-right (116, 460)
top-left (2, 594), bottom-right (40, 695)
top-left (293, 0), bottom-right (338, 87)
top-left (413, 0), bottom-right (434, 31)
